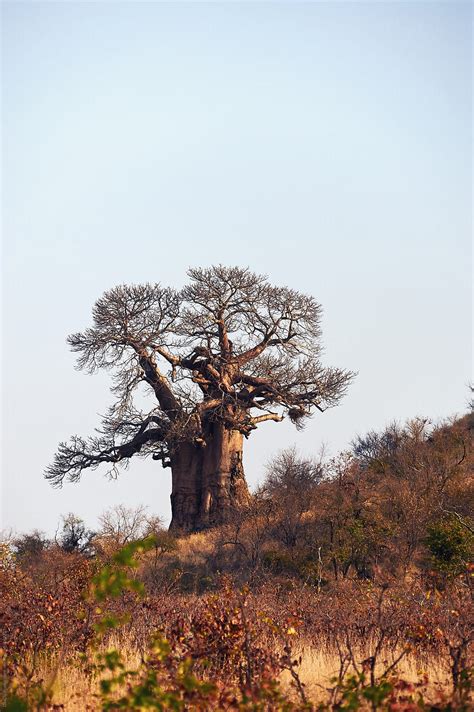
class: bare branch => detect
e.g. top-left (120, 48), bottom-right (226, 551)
top-left (250, 413), bottom-right (284, 425)
top-left (47, 266), bottom-right (354, 491)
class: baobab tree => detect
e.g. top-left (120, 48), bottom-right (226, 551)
top-left (46, 266), bottom-right (354, 532)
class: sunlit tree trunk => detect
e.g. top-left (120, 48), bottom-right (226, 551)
top-left (169, 426), bottom-right (250, 532)
top-left (169, 443), bottom-right (203, 532)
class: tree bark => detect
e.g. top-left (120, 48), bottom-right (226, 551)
top-left (169, 442), bottom-right (203, 533)
top-left (169, 425), bottom-right (250, 532)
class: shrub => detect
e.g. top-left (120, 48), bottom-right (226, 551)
top-left (426, 516), bottom-right (474, 578)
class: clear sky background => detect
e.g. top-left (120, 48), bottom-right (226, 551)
top-left (2, 1), bottom-right (472, 536)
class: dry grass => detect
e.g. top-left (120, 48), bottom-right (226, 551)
top-left (38, 635), bottom-right (142, 711)
top-left (175, 531), bottom-right (217, 565)
top-left (42, 663), bottom-right (97, 711)
top-left (282, 643), bottom-right (451, 705)
top-left (35, 635), bottom-right (453, 711)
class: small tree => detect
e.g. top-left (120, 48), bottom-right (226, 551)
top-left (46, 266), bottom-right (353, 532)
top-left (13, 530), bottom-right (50, 563)
top-left (98, 504), bottom-right (152, 547)
top-left (59, 514), bottom-right (96, 556)
top-left (426, 516), bottom-right (474, 578)
top-left (262, 447), bottom-right (323, 548)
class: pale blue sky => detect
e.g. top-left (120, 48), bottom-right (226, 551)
top-left (2, 1), bottom-right (472, 535)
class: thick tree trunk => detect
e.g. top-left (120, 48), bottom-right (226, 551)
top-left (169, 442), bottom-right (203, 533)
top-left (169, 425), bottom-right (250, 532)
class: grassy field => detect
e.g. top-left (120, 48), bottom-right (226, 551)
top-left (32, 638), bottom-right (454, 710)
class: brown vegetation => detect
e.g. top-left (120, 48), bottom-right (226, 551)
top-left (3, 411), bottom-right (473, 710)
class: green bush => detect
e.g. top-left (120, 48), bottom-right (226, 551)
top-left (425, 516), bottom-right (473, 577)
